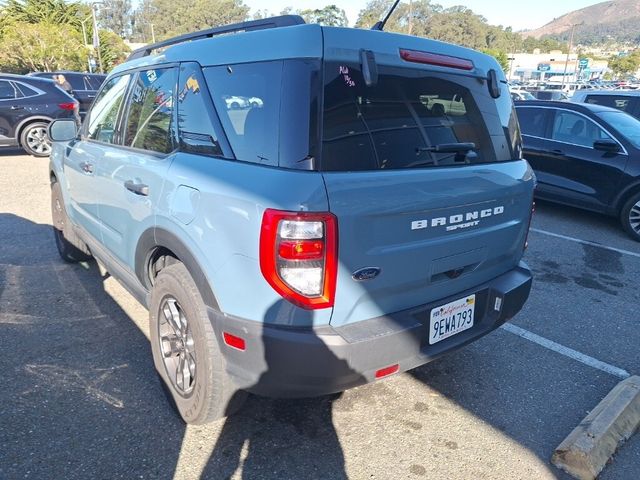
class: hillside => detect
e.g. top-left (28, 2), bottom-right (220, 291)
top-left (523, 0), bottom-right (640, 45)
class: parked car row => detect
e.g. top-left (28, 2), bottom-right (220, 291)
top-left (0, 71), bottom-right (105, 156)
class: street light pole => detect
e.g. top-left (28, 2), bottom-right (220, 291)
top-left (91, 3), bottom-right (104, 74)
top-left (561, 23), bottom-right (581, 89)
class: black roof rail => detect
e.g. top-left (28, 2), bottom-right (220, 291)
top-left (127, 15), bottom-right (306, 61)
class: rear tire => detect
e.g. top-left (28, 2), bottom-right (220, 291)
top-left (51, 180), bottom-right (92, 263)
top-left (149, 262), bottom-right (246, 424)
top-left (620, 192), bottom-right (640, 242)
top-left (21, 121), bottom-right (52, 157)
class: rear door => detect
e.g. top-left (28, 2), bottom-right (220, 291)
top-left (319, 57), bottom-right (534, 327)
top-left (542, 108), bottom-right (627, 210)
top-left (93, 66), bottom-right (177, 266)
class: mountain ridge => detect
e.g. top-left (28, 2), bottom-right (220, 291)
top-left (523, 0), bottom-right (640, 44)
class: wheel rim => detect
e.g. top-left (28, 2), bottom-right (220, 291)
top-left (628, 200), bottom-right (640, 234)
top-left (158, 297), bottom-right (196, 395)
top-left (26, 126), bottom-right (51, 155)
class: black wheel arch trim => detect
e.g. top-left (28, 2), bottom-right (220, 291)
top-left (135, 227), bottom-right (220, 311)
top-left (613, 182), bottom-right (640, 214)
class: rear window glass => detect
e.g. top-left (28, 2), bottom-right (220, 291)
top-left (321, 62), bottom-right (517, 171)
top-left (585, 95), bottom-right (634, 112)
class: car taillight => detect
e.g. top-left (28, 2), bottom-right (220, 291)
top-left (260, 209), bottom-right (338, 310)
top-left (399, 49), bottom-right (474, 70)
top-left (524, 201), bottom-right (535, 250)
top-left (58, 102), bottom-right (77, 111)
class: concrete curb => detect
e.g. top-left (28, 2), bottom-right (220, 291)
top-left (551, 375), bottom-right (640, 480)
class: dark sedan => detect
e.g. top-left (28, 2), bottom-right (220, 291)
top-left (515, 100), bottom-right (640, 241)
top-left (0, 74), bottom-right (78, 157)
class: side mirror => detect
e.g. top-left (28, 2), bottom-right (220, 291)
top-left (487, 69), bottom-right (501, 99)
top-left (593, 140), bottom-right (620, 153)
top-left (49, 119), bottom-right (78, 142)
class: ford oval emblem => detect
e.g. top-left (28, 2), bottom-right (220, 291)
top-left (352, 267), bottom-right (381, 282)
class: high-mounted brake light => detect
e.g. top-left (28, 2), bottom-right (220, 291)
top-left (260, 209), bottom-right (338, 310)
top-left (399, 49), bottom-right (474, 71)
top-left (58, 102), bottom-right (77, 111)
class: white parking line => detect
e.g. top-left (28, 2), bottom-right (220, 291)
top-left (501, 323), bottom-right (631, 380)
top-left (531, 228), bottom-right (640, 259)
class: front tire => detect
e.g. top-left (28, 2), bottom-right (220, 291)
top-left (620, 192), bottom-right (640, 242)
top-left (149, 262), bottom-right (245, 424)
top-left (51, 180), bottom-right (92, 263)
top-left (21, 121), bottom-right (52, 157)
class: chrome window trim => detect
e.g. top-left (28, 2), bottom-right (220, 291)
top-left (0, 79), bottom-right (21, 101)
top-left (517, 105), bottom-right (628, 156)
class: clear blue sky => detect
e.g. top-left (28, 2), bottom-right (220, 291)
top-left (247, 0), bottom-right (604, 31)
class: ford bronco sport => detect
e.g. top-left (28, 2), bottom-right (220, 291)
top-left (48, 15), bottom-right (534, 424)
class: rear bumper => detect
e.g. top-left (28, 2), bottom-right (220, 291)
top-left (209, 261), bottom-right (532, 398)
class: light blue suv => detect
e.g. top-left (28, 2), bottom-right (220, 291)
top-left (49, 15), bottom-right (535, 424)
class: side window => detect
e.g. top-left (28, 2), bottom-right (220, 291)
top-left (203, 61), bottom-right (281, 166)
top-left (87, 74), bottom-right (131, 144)
top-left (123, 68), bottom-right (177, 154)
top-left (517, 107), bottom-right (549, 138)
top-left (0, 80), bottom-right (18, 100)
top-left (585, 95), bottom-right (632, 112)
top-left (15, 83), bottom-right (39, 98)
top-left (176, 64), bottom-right (223, 157)
top-left (551, 111), bottom-right (612, 148)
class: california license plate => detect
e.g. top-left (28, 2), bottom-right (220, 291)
top-left (428, 295), bottom-right (475, 345)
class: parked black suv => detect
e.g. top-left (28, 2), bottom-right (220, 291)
top-left (29, 71), bottom-right (106, 117)
top-left (0, 74), bottom-right (78, 157)
top-left (516, 100), bottom-right (640, 240)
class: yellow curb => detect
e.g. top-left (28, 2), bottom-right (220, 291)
top-left (551, 375), bottom-right (640, 480)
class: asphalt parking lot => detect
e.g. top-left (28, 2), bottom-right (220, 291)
top-left (1, 149), bottom-right (638, 480)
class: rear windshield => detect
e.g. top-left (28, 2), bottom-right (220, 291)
top-left (585, 95), bottom-right (634, 113)
top-left (321, 62), bottom-right (519, 171)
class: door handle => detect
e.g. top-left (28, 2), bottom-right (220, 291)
top-left (79, 161), bottom-right (93, 174)
top-left (124, 180), bottom-right (149, 196)
top-left (10, 105), bottom-right (24, 110)
top-left (551, 149), bottom-right (564, 156)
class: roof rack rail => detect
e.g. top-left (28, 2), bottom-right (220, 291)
top-left (127, 15), bottom-right (306, 61)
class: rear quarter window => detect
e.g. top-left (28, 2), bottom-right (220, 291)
top-left (517, 107), bottom-right (549, 138)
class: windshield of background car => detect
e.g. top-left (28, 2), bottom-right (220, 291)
top-left (598, 111), bottom-right (640, 148)
top-left (203, 60), bottom-right (319, 168)
top-left (321, 62), bottom-right (520, 171)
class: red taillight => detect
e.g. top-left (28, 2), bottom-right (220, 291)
top-left (399, 49), bottom-right (474, 71)
top-left (58, 102), bottom-right (76, 111)
top-left (375, 364), bottom-right (399, 379)
top-left (223, 332), bottom-right (246, 351)
top-left (260, 209), bottom-right (338, 310)
top-left (524, 201), bottom-right (535, 250)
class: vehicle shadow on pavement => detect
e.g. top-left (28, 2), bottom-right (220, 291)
top-left (201, 300), bottom-right (358, 479)
top-left (0, 214), bottom-right (187, 479)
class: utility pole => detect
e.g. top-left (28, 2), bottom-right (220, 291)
top-left (151, 24), bottom-right (156, 43)
top-left (91, 2), bottom-right (104, 74)
top-left (408, 0), bottom-right (413, 36)
top-left (561, 23), bottom-right (582, 89)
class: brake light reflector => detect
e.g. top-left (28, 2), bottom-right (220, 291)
top-left (223, 332), bottom-right (246, 351)
top-left (399, 49), bottom-right (474, 71)
top-left (58, 102), bottom-right (77, 111)
top-left (260, 209), bottom-right (338, 309)
top-left (375, 364), bottom-right (399, 379)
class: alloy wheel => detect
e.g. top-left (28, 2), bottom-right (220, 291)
top-left (158, 297), bottom-right (197, 395)
top-left (26, 127), bottom-right (51, 155)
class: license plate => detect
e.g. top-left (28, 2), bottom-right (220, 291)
top-left (428, 295), bottom-right (475, 345)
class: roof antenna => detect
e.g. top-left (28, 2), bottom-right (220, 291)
top-left (371, 0), bottom-right (401, 31)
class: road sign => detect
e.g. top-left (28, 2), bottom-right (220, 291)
top-left (579, 59), bottom-right (589, 69)
top-left (538, 63), bottom-right (551, 71)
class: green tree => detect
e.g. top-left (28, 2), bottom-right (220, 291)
top-left (0, 0), bottom-right (88, 31)
top-left (481, 48), bottom-right (509, 73)
top-left (132, 0), bottom-right (250, 41)
top-left (299, 5), bottom-right (348, 27)
top-left (608, 50), bottom-right (640, 78)
top-left (97, 0), bottom-right (133, 38)
top-left (0, 21), bottom-right (86, 72)
top-left (97, 29), bottom-right (130, 70)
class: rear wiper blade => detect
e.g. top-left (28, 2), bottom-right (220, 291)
top-left (416, 142), bottom-right (476, 154)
